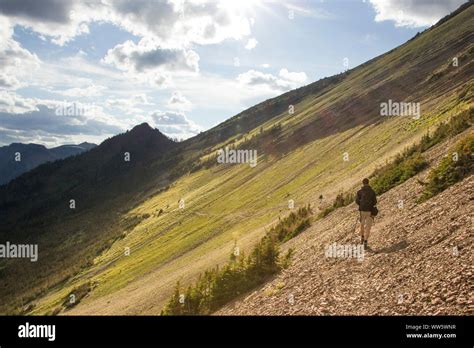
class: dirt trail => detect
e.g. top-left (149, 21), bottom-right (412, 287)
top-left (217, 133), bottom-right (473, 315)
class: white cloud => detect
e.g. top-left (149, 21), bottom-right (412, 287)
top-left (132, 94), bottom-right (153, 105)
top-left (0, 16), bottom-right (40, 90)
top-left (368, 0), bottom-right (467, 27)
top-left (237, 70), bottom-right (279, 91)
top-left (150, 110), bottom-right (202, 139)
top-left (103, 38), bottom-right (199, 73)
top-left (0, 89), bottom-right (126, 146)
top-left (0, 73), bottom-right (21, 89)
top-left (102, 38), bottom-right (199, 87)
top-left (167, 91), bottom-right (192, 111)
top-left (106, 94), bottom-right (154, 115)
top-left (0, 90), bottom-right (38, 113)
top-left (261, 63), bottom-right (270, 68)
top-left (106, 0), bottom-right (252, 48)
top-left (0, 0), bottom-right (91, 46)
top-left (35, 55), bottom-right (130, 96)
top-left (237, 68), bottom-right (307, 93)
top-left (0, 90), bottom-right (122, 128)
top-left (245, 37), bottom-right (258, 50)
top-left (0, 0), bottom-right (254, 91)
top-left (171, 71), bottom-right (272, 114)
top-left (0, 102), bottom-right (123, 147)
top-left (285, 3), bottom-right (334, 19)
top-left (278, 68), bottom-right (307, 84)
top-left (0, 0), bottom-right (253, 48)
top-left (56, 84), bottom-right (107, 97)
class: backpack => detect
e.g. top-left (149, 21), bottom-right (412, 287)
top-left (357, 186), bottom-right (377, 212)
top-left (371, 206), bottom-right (379, 217)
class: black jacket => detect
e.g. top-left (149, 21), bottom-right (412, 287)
top-left (356, 185), bottom-right (377, 212)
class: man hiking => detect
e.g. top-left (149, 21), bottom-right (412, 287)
top-left (355, 178), bottom-right (377, 249)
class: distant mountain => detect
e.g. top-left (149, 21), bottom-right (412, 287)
top-left (50, 142), bottom-right (96, 159)
top-left (0, 142), bottom-right (97, 185)
top-left (0, 122), bottom-right (176, 218)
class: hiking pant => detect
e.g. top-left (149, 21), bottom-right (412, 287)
top-left (359, 211), bottom-right (373, 240)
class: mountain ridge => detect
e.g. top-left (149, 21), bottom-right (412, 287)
top-left (0, 141), bottom-right (97, 185)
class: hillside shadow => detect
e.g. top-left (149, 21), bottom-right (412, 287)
top-left (375, 240), bottom-right (409, 254)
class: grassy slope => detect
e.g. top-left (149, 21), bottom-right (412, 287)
top-left (30, 5), bottom-right (473, 315)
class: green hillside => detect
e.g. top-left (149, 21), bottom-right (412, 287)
top-left (0, 2), bottom-right (472, 315)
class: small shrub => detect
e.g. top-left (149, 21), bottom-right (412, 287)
top-left (419, 135), bottom-right (474, 202)
top-left (318, 205), bottom-right (335, 219)
top-left (62, 282), bottom-right (92, 310)
top-left (371, 152), bottom-right (428, 195)
top-left (416, 107), bottom-right (473, 153)
top-left (281, 248), bottom-right (294, 269)
top-left (318, 192), bottom-right (353, 218)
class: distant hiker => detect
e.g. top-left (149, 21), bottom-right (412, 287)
top-left (355, 178), bottom-right (377, 248)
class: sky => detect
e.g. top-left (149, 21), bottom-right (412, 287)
top-left (0, 0), bottom-right (468, 147)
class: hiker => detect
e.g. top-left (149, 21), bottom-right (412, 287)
top-left (355, 178), bottom-right (377, 248)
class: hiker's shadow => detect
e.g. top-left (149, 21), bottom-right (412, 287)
top-left (374, 240), bottom-right (409, 254)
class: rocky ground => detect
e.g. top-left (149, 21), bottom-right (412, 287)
top-left (217, 132), bottom-right (473, 315)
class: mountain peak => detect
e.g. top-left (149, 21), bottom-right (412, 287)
top-left (130, 122), bottom-right (154, 133)
top-left (133, 122), bottom-right (152, 129)
top-left (96, 121), bottom-right (175, 161)
top-left (127, 122), bottom-right (170, 140)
